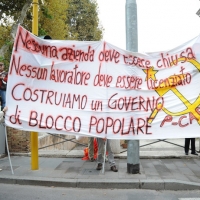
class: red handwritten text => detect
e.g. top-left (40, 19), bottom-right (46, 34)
top-left (116, 75), bottom-right (142, 89)
top-left (59, 45), bottom-right (95, 62)
top-left (50, 62), bottom-right (91, 85)
top-left (9, 55), bottom-right (47, 80)
top-left (15, 27), bottom-right (58, 59)
top-left (98, 42), bottom-right (120, 63)
top-left (29, 111), bottom-right (81, 132)
top-left (123, 54), bottom-right (151, 68)
top-left (108, 93), bottom-right (164, 112)
top-left (89, 116), bottom-right (152, 135)
top-left (93, 64), bottom-right (113, 87)
top-left (12, 83), bottom-right (88, 109)
top-left (157, 47), bottom-right (195, 68)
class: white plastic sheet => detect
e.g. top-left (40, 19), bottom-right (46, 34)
top-left (5, 25), bottom-right (200, 139)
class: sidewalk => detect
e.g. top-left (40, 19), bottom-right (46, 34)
top-left (0, 139), bottom-right (200, 190)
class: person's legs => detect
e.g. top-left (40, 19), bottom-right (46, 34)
top-left (88, 137), bottom-right (94, 161)
top-left (96, 139), bottom-right (118, 172)
top-left (191, 138), bottom-right (195, 153)
top-left (96, 138), bottom-right (104, 170)
top-left (106, 140), bottom-right (116, 167)
top-left (185, 138), bottom-right (190, 154)
top-left (2, 90), bottom-right (5, 109)
top-left (191, 138), bottom-right (197, 155)
top-left (0, 90), bottom-right (6, 109)
top-left (106, 139), bottom-right (118, 172)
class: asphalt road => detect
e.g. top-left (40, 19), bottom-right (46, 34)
top-left (1, 183), bottom-right (200, 200)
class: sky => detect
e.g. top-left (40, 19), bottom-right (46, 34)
top-left (96, 0), bottom-right (200, 52)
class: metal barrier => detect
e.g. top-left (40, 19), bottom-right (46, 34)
top-left (38, 133), bottom-right (87, 150)
top-left (39, 134), bottom-right (199, 154)
top-left (120, 139), bottom-right (199, 154)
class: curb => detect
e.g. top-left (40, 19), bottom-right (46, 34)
top-left (9, 152), bottom-right (200, 159)
top-left (0, 176), bottom-right (200, 190)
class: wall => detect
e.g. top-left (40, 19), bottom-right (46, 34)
top-left (7, 127), bottom-right (30, 153)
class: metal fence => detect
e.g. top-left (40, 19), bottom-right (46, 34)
top-left (39, 133), bottom-right (200, 154)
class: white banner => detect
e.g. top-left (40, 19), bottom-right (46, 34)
top-left (5, 25), bottom-right (200, 139)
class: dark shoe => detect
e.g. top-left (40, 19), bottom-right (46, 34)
top-left (110, 165), bottom-right (118, 172)
top-left (185, 152), bottom-right (188, 155)
top-left (90, 157), bottom-right (95, 162)
top-left (96, 163), bottom-right (102, 170)
top-left (191, 152), bottom-right (198, 156)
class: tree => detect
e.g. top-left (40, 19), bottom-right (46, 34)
top-left (0, 0), bottom-right (32, 69)
top-left (0, 0), bottom-right (103, 68)
top-left (38, 0), bottom-right (67, 40)
top-left (0, 0), bottom-right (67, 67)
top-left (0, 0), bottom-right (29, 23)
top-left (66, 0), bottom-right (103, 41)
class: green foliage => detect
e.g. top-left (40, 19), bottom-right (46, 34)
top-left (0, 0), bottom-right (27, 22)
top-left (0, 25), bottom-right (12, 69)
top-left (39, 0), bottom-right (67, 40)
top-left (40, 5), bottom-right (53, 19)
top-left (0, 0), bottom-right (103, 67)
top-left (66, 0), bottom-right (103, 41)
top-left (38, 25), bottom-right (47, 37)
top-left (0, 0), bottom-right (33, 69)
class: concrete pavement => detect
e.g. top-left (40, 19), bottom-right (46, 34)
top-left (0, 138), bottom-right (200, 190)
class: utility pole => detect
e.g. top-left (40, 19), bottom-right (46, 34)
top-left (31, 0), bottom-right (39, 170)
top-left (125, 0), bottom-right (140, 174)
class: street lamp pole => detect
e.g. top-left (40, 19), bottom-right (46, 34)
top-left (125, 0), bottom-right (140, 174)
top-left (31, 0), bottom-right (39, 170)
